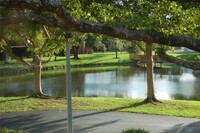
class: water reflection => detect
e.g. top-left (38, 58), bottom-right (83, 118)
top-left (0, 66), bottom-right (200, 100)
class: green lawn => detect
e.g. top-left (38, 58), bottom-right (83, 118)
top-left (1, 97), bottom-right (200, 118)
top-left (1, 52), bottom-right (199, 72)
top-left (45, 52), bottom-right (131, 67)
top-left (0, 52), bottom-right (131, 71)
top-left (169, 52), bottom-right (200, 61)
top-left (0, 128), bottom-right (28, 133)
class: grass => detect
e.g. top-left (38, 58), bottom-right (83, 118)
top-left (0, 52), bottom-right (131, 70)
top-left (169, 52), bottom-right (200, 61)
top-left (0, 128), bottom-right (28, 133)
top-left (0, 97), bottom-right (200, 118)
top-left (1, 52), bottom-right (199, 72)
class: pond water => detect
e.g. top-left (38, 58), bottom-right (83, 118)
top-left (0, 66), bottom-right (200, 100)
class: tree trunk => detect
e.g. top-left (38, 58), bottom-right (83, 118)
top-left (33, 55), bottom-right (44, 96)
top-left (143, 42), bottom-right (159, 103)
top-left (4, 54), bottom-right (9, 64)
top-left (72, 46), bottom-right (80, 59)
top-left (115, 44), bottom-right (118, 58)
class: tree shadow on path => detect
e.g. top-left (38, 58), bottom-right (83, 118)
top-left (162, 121), bottom-right (200, 133)
top-left (0, 101), bottom-right (143, 133)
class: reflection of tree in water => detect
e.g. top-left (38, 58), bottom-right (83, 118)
top-left (71, 71), bottom-right (85, 97)
top-left (190, 80), bottom-right (200, 101)
top-left (1, 66), bottom-right (200, 100)
top-left (193, 70), bottom-right (200, 78)
top-left (172, 72), bottom-right (200, 101)
top-left (154, 67), bottom-right (183, 76)
top-left (154, 67), bottom-right (183, 83)
top-left (1, 74), bottom-right (34, 96)
top-left (172, 93), bottom-right (189, 100)
top-left (172, 92), bottom-right (200, 101)
top-left (40, 70), bottom-right (86, 97)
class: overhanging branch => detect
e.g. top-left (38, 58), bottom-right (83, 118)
top-left (0, 13), bottom-right (66, 29)
top-left (170, 0), bottom-right (200, 3)
top-left (0, 0), bottom-right (200, 52)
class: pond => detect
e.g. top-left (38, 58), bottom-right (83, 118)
top-left (0, 66), bottom-right (200, 100)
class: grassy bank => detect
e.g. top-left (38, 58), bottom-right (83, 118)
top-left (0, 129), bottom-right (28, 133)
top-left (169, 52), bottom-right (200, 62)
top-left (0, 52), bottom-right (130, 70)
top-left (1, 52), bottom-right (199, 72)
top-left (1, 97), bottom-right (200, 118)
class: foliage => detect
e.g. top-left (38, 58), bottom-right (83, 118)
top-left (121, 128), bottom-right (149, 133)
top-left (69, 32), bottom-right (87, 47)
top-left (85, 34), bottom-right (96, 47)
top-left (0, 23), bottom-right (65, 58)
top-left (93, 37), bottom-right (107, 53)
top-left (194, 55), bottom-right (200, 62)
top-left (125, 41), bottom-right (141, 54)
top-left (64, 0), bottom-right (200, 38)
top-left (155, 45), bottom-right (172, 55)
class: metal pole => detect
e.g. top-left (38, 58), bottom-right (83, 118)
top-left (66, 38), bottom-right (73, 133)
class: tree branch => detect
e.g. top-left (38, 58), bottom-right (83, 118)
top-left (1, 38), bottom-right (33, 69)
top-left (0, 16), bottom-right (28, 25)
top-left (160, 54), bottom-right (200, 70)
top-left (0, 0), bottom-right (200, 52)
top-left (170, 0), bottom-right (200, 3)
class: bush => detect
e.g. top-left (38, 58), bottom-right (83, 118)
top-left (121, 128), bottom-right (149, 133)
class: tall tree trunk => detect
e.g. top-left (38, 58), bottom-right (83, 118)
top-left (115, 44), bottom-right (118, 59)
top-left (143, 42), bottom-right (159, 103)
top-left (33, 55), bottom-right (44, 96)
top-left (4, 54), bottom-right (9, 64)
top-left (72, 46), bottom-right (80, 59)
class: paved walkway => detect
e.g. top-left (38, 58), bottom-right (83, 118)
top-left (1, 110), bottom-right (200, 133)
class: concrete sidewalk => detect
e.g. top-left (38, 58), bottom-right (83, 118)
top-left (1, 110), bottom-right (200, 133)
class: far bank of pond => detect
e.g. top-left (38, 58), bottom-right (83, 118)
top-left (0, 66), bottom-right (200, 101)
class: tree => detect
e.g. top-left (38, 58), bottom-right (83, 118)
top-left (0, 21), bottom-right (65, 97)
top-left (0, 0), bottom-right (199, 102)
top-left (69, 32), bottom-right (86, 59)
top-left (94, 37), bottom-right (107, 53)
top-left (125, 41), bottom-right (141, 54)
top-left (0, 1), bottom-right (199, 51)
top-left (103, 37), bottom-right (126, 58)
top-left (144, 42), bottom-right (160, 103)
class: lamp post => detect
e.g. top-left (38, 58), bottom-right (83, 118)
top-left (64, 32), bottom-right (73, 133)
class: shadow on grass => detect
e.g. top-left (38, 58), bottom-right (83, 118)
top-left (0, 96), bottom-right (30, 103)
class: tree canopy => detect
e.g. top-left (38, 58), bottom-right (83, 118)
top-left (0, 0), bottom-right (200, 52)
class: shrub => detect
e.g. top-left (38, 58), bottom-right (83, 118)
top-left (121, 128), bottom-right (149, 133)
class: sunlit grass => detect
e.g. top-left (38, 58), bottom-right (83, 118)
top-left (0, 52), bottom-right (131, 71)
top-left (169, 52), bottom-right (200, 61)
top-left (1, 97), bottom-right (200, 118)
top-left (0, 128), bottom-right (29, 133)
